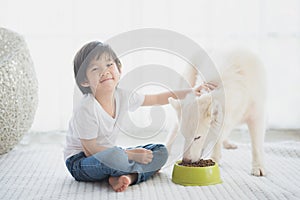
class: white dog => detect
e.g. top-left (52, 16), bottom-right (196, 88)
top-left (167, 49), bottom-right (266, 176)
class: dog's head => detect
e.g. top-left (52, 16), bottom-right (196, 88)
top-left (169, 93), bottom-right (223, 162)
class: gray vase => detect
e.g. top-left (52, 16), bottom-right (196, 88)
top-left (0, 28), bottom-right (38, 154)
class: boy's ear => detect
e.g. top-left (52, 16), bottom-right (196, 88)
top-left (80, 80), bottom-right (90, 87)
top-left (168, 97), bottom-right (181, 111)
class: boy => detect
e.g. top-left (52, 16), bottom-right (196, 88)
top-left (64, 41), bottom-right (216, 192)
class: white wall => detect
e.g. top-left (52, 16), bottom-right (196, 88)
top-left (0, 0), bottom-right (299, 131)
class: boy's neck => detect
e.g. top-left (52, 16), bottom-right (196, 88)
top-left (95, 90), bottom-right (116, 118)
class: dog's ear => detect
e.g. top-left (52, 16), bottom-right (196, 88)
top-left (197, 94), bottom-right (222, 123)
top-left (208, 100), bottom-right (223, 124)
top-left (168, 97), bottom-right (180, 111)
top-left (197, 94), bottom-right (212, 116)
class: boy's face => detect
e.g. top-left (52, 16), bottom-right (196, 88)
top-left (81, 53), bottom-right (121, 96)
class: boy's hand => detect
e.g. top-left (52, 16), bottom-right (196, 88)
top-left (126, 148), bottom-right (153, 164)
top-left (193, 82), bottom-right (218, 96)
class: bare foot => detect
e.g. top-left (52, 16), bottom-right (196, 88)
top-left (108, 175), bottom-right (136, 192)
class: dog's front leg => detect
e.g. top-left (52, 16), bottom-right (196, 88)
top-left (210, 140), bottom-right (222, 163)
top-left (211, 127), bottom-right (231, 164)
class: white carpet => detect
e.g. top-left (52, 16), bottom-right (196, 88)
top-left (0, 131), bottom-right (300, 200)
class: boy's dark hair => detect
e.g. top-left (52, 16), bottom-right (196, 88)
top-left (73, 41), bottom-right (122, 94)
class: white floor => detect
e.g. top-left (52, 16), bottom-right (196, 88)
top-left (0, 129), bottom-right (299, 200)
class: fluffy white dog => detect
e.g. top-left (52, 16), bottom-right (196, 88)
top-left (167, 49), bottom-right (266, 176)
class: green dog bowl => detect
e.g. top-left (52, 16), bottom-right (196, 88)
top-left (172, 161), bottom-right (222, 186)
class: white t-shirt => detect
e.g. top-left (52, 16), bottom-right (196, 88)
top-left (63, 88), bottom-right (145, 161)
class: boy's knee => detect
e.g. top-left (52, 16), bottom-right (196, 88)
top-left (154, 145), bottom-right (168, 166)
top-left (156, 144), bottom-right (168, 156)
top-left (93, 147), bottom-right (132, 171)
top-left (161, 145), bottom-right (169, 161)
top-left (94, 146), bottom-right (124, 158)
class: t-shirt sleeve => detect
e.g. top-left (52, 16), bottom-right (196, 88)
top-left (128, 91), bottom-right (145, 111)
top-left (72, 104), bottom-right (98, 140)
top-left (118, 89), bottom-right (145, 112)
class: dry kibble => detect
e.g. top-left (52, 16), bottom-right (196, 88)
top-left (179, 159), bottom-right (215, 167)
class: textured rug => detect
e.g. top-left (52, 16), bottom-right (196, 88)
top-left (0, 132), bottom-right (299, 200)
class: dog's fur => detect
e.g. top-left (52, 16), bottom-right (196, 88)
top-left (167, 49), bottom-right (266, 176)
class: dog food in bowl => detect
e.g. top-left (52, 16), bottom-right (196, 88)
top-left (179, 159), bottom-right (215, 167)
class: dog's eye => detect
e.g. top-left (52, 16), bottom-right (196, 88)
top-left (194, 136), bottom-right (201, 141)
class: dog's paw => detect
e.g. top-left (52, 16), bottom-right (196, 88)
top-left (251, 167), bottom-right (266, 176)
top-left (223, 140), bottom-right (238, 149)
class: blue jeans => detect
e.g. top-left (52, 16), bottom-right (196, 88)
top-left (65, 144), bottom-right (168, 184)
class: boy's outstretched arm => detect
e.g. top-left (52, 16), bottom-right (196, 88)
top-left (142, 89), bottom-right (192, 106)
top-left (142, 82), bottom-right (217, 106)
